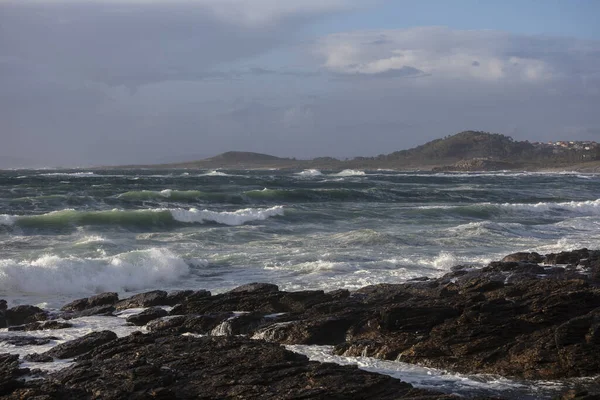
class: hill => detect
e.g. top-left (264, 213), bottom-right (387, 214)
top-left (110, 131), bottom-right (600, 171)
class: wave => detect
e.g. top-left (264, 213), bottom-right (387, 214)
top-left (297, 169), bottom-right (322, 177)
top-left (39, 172), bottom-right (96, 177)
top-left (202, 170), bottom-right (229, 177)
top-left (334, 169), bottom-right (366, 177)
top-left (416, 198), bottom-right (600, 218)
top-left (117, 189), bottom-right (229, 202)
top-left (244, 188), bottom-right (379, 202)
top-left (329, 229), bottom-right (396, 246)
top-left (0, 248), bottom-right (190, 295)
top-left (0, 206), bottom-right (285, 229)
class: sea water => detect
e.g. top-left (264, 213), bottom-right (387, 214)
top-left (1, 168), bottom-right (600, 397)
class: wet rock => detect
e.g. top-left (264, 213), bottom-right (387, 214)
top-left (115, 290), bottom-right (168, 310)
top-left (61, 292), bottom-right (118, 312)
top-left (0, 300), bottom-right (6, 312)
top-left (44, 330), bottom-right (117, 359)
top-left (126, 307), bottom-right (168, 326)
top-left (4, 305), bottom-right (47, 327)
top-left (501, 252), bottom-right (544, 263)
top-left (163, 290), bottom-right (194, 306)
top-left (0, 353), bottom-right (29, 395)
top-left (0, 336), bottom-right (58, 346)
top-left (23, 353), bottom-right (54, 363)
top-left (230, 282), bottom-right (279, 293)
top-left (8, 320), bottom-right (73, 332)
top-left (4, 334), bottom-right (458, 399)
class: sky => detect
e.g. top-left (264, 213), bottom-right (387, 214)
top-left (1, 0), bottom-right (599, 167)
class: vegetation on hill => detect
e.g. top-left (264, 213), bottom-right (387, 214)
top-left (120, 131), bottom-right (600, 171)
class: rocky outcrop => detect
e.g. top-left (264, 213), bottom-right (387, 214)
top-left (4, 334), bottom-right (459, 399)
top-left (126, 307), bottom-right (168, 326)
top-left (8, 320), bottom-right (72, 332)
top-left (43, 331), bottom-right (118, 359)
top-left (61, 292), bottom-right (119, 312)
top-left (4, 305), bottom-right (47, 327)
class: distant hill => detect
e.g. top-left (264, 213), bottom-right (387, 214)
top-left (111, 131), bottom-right (600, 171)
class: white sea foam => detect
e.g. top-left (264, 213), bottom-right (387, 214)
top-left (286, 345), bottom-right (564, 398)
top-left (203, 170), bottom-right (229, 176)
top-left (0, 248), bottom-right (190, 296)
top-left (334, 169), bottom-right (366, 177)
top-left (297, 169), bottom-right (322, 177)
top-left (0, 215), bottom-right (16, 226)
top-left (170, 206), bottom-right (284, 226)
top-left (39, 172), bottom-right (96, 177)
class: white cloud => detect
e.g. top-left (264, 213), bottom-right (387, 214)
top-left (316, 27), bottom-right (597, 83)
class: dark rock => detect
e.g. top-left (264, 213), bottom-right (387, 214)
top-left (4, 305), bottom-right (46, 327)
top-left (163, 290), bottom-right (194, 306)
top-left (61, 292), bottom-right (119, 312)
top-left (23, 353), bottom-right (54, 363)
top-left (8, 320), bottom-right (73, 332)
top-left (126, 307), bottom-right (168, 326)
top-left (62, 305), bottom-right (115, 319)
top-left (230, 282), bottom-right (279, 293)
top-left (0, 353), bottom-right (29, 395)
top-left (44, 330), bottom-right (117, 359)
top-left (0, 335), bottom-right (58, 346)
top-left (146, 315), bottom-right (187, 333)
top-left (501, 252), bottom-right (544, 263)
top-left (4, 334), bottom-right (458, 399)
top-left (115, 290), bottom-right (168, 310)
top-left (0, 300), bottom-right (6, 312)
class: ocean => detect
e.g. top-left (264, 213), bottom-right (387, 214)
top-left (1, 168), bottom-right (600, 397)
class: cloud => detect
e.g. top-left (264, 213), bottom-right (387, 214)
top-left (0, 0), bottom-right (360, 26)
top-left (315, 27), bottom-right (600, 84)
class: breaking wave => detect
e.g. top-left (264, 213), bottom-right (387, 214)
top-left (334, 170), bottom-right (366, 177)
top-left (0, 206), bottom-right (285, 229)
top-left (297, 169), bottom-right (322, 177)
top-left (0, 248), bottom-right (191, 295)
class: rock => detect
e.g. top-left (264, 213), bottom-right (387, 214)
top-left (23, 353), bottom-right (54, 363)
top-left (4, 334), bottom-right (458, 399)
top-left (126, 307), bottom-right (168, 326)
top-left (230, 282), bottom-right (279, 293)
top-left (163, 290), bottom-right (194, 305)
top-left (501, 252), bottom-right (544, 263)
top-left (8, 320), bottom-right (73, 332)
top-left (44, 331), bottom-right (117, 359)
top-left (61, 292), bottom-right (119, 312)
top-left (62, 305), bottom-right (116, 319)
top-left (0, 353), bottom-right (29, 395)
top-left (0, 300), bottom-right (6, 312)
top-left (0, 336), bottom-right (58, 346)
top-left (4, 305), bottom-right (47, 327)
top-left (115, 290), bottom-right (168, 310)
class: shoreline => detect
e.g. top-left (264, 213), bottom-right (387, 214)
top-left (2, 249), bottom-right (600, 399)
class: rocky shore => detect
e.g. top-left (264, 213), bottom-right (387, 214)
top-left (3, 249), bottom-right (600, 399)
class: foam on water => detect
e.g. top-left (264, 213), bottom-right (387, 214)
top-left (334, 169), bottom-right (366, 177)
top-left (170, 206), bottom-right (284, 225)
top-left (0, 248), bottom-right (190, 297)
top-left (285, 345), bottom-right (565, 399)
top-left (297, 169), bottom-right (322, 177)
top-left (1, 206), bottom-right (285, 229)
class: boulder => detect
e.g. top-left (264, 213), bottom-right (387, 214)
top-left (126, 307), bottom-right (168, 326)
top-left (115, 290), bottom-right (168, 310)
top-left (4, 305), bottom-right (46, 327)
top-left (44, 331), bottom-right (118, 359)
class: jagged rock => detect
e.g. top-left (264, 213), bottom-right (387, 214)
top-left (0, 336), bottom-right (58, 346)
top-left (61, 292), bottom-right (118, 312)
top-left (163, 290), bottom-right (194, 306)
top-left (230, 282), bottom-right (279, 293)
top-left (0, 300), bottom-right (6, 312)
top-left (62, 305), bottom-right (116, 319)
top-left (501, 252), bottom-right (544, 263)
top-left (4, 305), bottom-right (46, 327)
top-left (8, 320), bottom-right (73, 332)
top-left (23, 353), bottom-right (54, 363)
top-left (126, 307), bottom-right (168, 326)
top-left (3, 334), bottom-right (459, 399)
top-left (0, 353), bottom-right (29, 395)
top-left (115, 290), bottom-right (168, 310)
top-left (43, 331), bottom-right (117, 359)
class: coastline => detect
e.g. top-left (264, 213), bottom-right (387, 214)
top-left (2, 249), bottom-right (600, 399)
